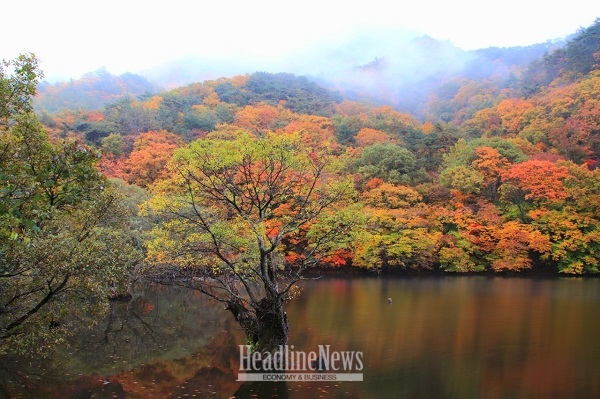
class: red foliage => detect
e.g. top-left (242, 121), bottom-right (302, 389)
top-left (502, 160), bottom-right (571, 202)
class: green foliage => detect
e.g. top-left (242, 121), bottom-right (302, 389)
top-left (1, 53), bottom-right (41, 125)
top-left (101, 132), bottom-right (124, 157)
top-left (438, 233), bottom-right (486, 272)
top-left (143, 132), bottom-right (357, 350)
top-left (353, 209), bottom-right (439, 270)
top-left (439, 165), bottom-right (484, 195)
top-left (244, 72), bottom-right (342, 115)
top-left (405, 125), bottom-right (460, 171)
top-left (0, 55), bottom-right (141, 355)
top-left (108, 178), bottom-right (150, 229)
top-left (156, 92), bottom-right (198, 135)
top-left (523, 163), bottom-right (600, 274)
top-left (564, 19), bottom-right (600, 76)
top-left (355, 143), bottom-right (417, 184)
top-left (521, 19), bottom-right (600, 93)
top-left (332, 114), bottom-right (361, 145)
top-left (443, 137), bottom-right (526, 169)
top-left (213, 81), bottom-right (250, 105)
top-left (145, 133), bottom-right (356, 273)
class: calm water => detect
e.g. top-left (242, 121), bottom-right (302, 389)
top-left (1, 276), bottom-right (599, 398)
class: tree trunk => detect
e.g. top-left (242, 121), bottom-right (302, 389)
top-left (255, 296), bottom-right (289, 352)
top-left (226, 294), bottom-right (288, 354)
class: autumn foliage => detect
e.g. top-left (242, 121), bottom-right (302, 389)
top-left (107, 130), bottom-right (183, 187)
top-left (36, 23), bottom-right (600, 274)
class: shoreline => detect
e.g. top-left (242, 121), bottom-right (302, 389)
top-left (291, 264), bottom-right (599, 278)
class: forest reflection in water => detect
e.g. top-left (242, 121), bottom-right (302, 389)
top-left (1, 276), bottom-right (600, 398)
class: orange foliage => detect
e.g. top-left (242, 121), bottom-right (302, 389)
top-left (142, 95), bottom-right (162, 110)
top-left (372, 105), bottom-right (420, 130)
top-left (354, 128), bottom-right (392, 147)
top-left (203, 91), bottom-right (221, 107)
top-left (473, 146), bottom-right (510, 201)
top-left (132, 130), bottom-right (181, 149)
top-left (421, 121), bottom-right (435, 134)
top-left (98, 156), bottom-right (125, 178)
top-left (319, 249), bottom-right (353, 267)
top-left (473, 147), bottom-right (510, 180)
top-left (334, 100), bottom-right (372, 118)
top-left (464, 108), bottom-right (503, 136)
top-left (502, 160), bottom-right (571, 202)
top-left (278, 115), bottom-right (339, 151)
top-left (85, 111), bottom-right (105, 122)
top-left (234, 103), bottom-right (284, 134)
top-left (230, 74), bottom-right (249, 87)
top-left (361, 183), bottom-right (422, 209)
top-left (121, 131), bottom-right (183, 187)
top-left (365, 178), bottom-right (384, 190)
top-left (491, 221), bottom-right (537, 271)
top-left (497, 98), bottom-right (534, 135)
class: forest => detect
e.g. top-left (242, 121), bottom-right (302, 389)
top-left (2, 19), bottom-right (600, 354)
top-left (35, 20), bottom-right (600, 274)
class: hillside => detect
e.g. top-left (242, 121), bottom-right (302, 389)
top-left (33, 31), bottom-right (563, 120)
top-left (318, 35), bottom-right (563, 118)
top-left (33, 19), bottom-right (600, 275)
top-left (34, 68), bottom-right (160, 113)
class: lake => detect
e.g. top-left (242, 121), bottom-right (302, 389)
top-left (1, 276), bottom-right (599, 398)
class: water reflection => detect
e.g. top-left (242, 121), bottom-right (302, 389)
top-left (0, 284), bottom-right (245, 398)
top-left (1, 277), bottom-right (599, 398)
top-left (287, 277), bottom-right (600, 398)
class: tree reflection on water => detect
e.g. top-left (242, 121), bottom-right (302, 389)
top-left (2, 277), bottom-right (600, 399)
top-left (0, 284), bottom-right (247, 398)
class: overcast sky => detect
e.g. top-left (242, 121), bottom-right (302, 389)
top-left (2, 0), bottom-right (599, 82)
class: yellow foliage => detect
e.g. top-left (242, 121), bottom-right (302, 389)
top-left (361, 183), bottom-right (422, 209)
top-left (421, 121), bottom-right (435, 134)
top-left (143, 95), bottom-right (162, 110)
top-left (203, 91), bottom-right (220, 107)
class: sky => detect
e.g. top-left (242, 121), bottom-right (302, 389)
top-left (2, 0), bottom-right (599, 82)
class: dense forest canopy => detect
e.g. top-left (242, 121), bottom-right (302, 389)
top-left (28, 19), bottom-right (600, 277)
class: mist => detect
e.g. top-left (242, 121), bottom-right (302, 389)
top-left (137, 25), bottom-right (557, 118)
top-left (33, 23), bottom-right (566, 119)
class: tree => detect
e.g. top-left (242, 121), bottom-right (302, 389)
top-left (496, 98), bottom-right (534, 135)
top-left (472, 146), bottom-right (510, 201)
top-left (501, 160), bottom-right (570, 203)
top-left (243, 72), bottom-right (340, 115)
top-left (121, 130), bottom-right (183, 187)
top-left (564, 19), bottom-right (600, 76)
top-left (439, 165), bottom-right (484, 196)
top-left (354, 183), bottom-right (438, 270)
top-left (524, 162), bottom-right (600, 274)
top-left (354, 128), bottom-right (392, 147)
top-left (144, 133), bottom-right (355, 353)
top-left (1, 53), bottom-right (40, 125)
top-left (1, 55), bottom-right (141, 354)
top-left (101, 132), bottom-right (124, 157)
top-left (277, 114), bottom-right (340, 153)
top-left (355, 143), bottom-right (417, 185)
top-left (233, 103), bottom-right (291, 135)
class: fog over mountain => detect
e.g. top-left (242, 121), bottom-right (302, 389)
top-left (34, 25), bottom-right (570, 118)
top-left (142, 27), bottom-right (559, 85)
top-left (136, 27), bottom-right (564, 117)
